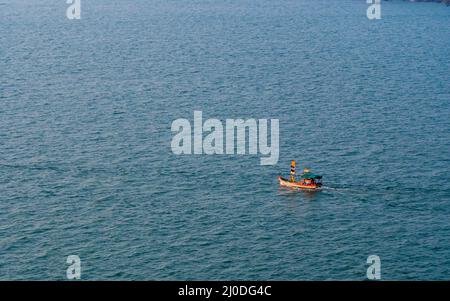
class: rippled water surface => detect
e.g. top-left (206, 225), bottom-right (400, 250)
top-left (1, 0), bottom-right (450, 280)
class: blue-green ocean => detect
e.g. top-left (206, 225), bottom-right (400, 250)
top-left (1, 0), bottom-right (450, 280)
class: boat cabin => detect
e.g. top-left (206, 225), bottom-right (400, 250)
top-left (300, 172), bottom-right (322, 186)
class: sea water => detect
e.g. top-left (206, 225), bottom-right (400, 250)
top-left (1, 0), bottom-right (450, 280)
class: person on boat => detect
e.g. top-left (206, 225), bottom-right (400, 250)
top-left (290, 160), bottom-right (296, 182)
top-left (304, 178), bottom-right (315, 186)
top-left (301, 168), bottom-right (315, 186)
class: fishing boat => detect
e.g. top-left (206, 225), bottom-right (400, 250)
top-left (278, 175), bottom-right (322, 190)
top-left (278, 161), bottom-right (323, 190)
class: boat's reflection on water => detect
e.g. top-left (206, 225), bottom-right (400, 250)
top-left (277, 187), bottom-right (321, 201)
top-left (276, 187), bottom-right (320, 219)
top-left (301, 189), bottom-right (320, 200)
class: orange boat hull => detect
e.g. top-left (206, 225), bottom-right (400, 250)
top-left (278, 176), bottom-right (322, 190)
